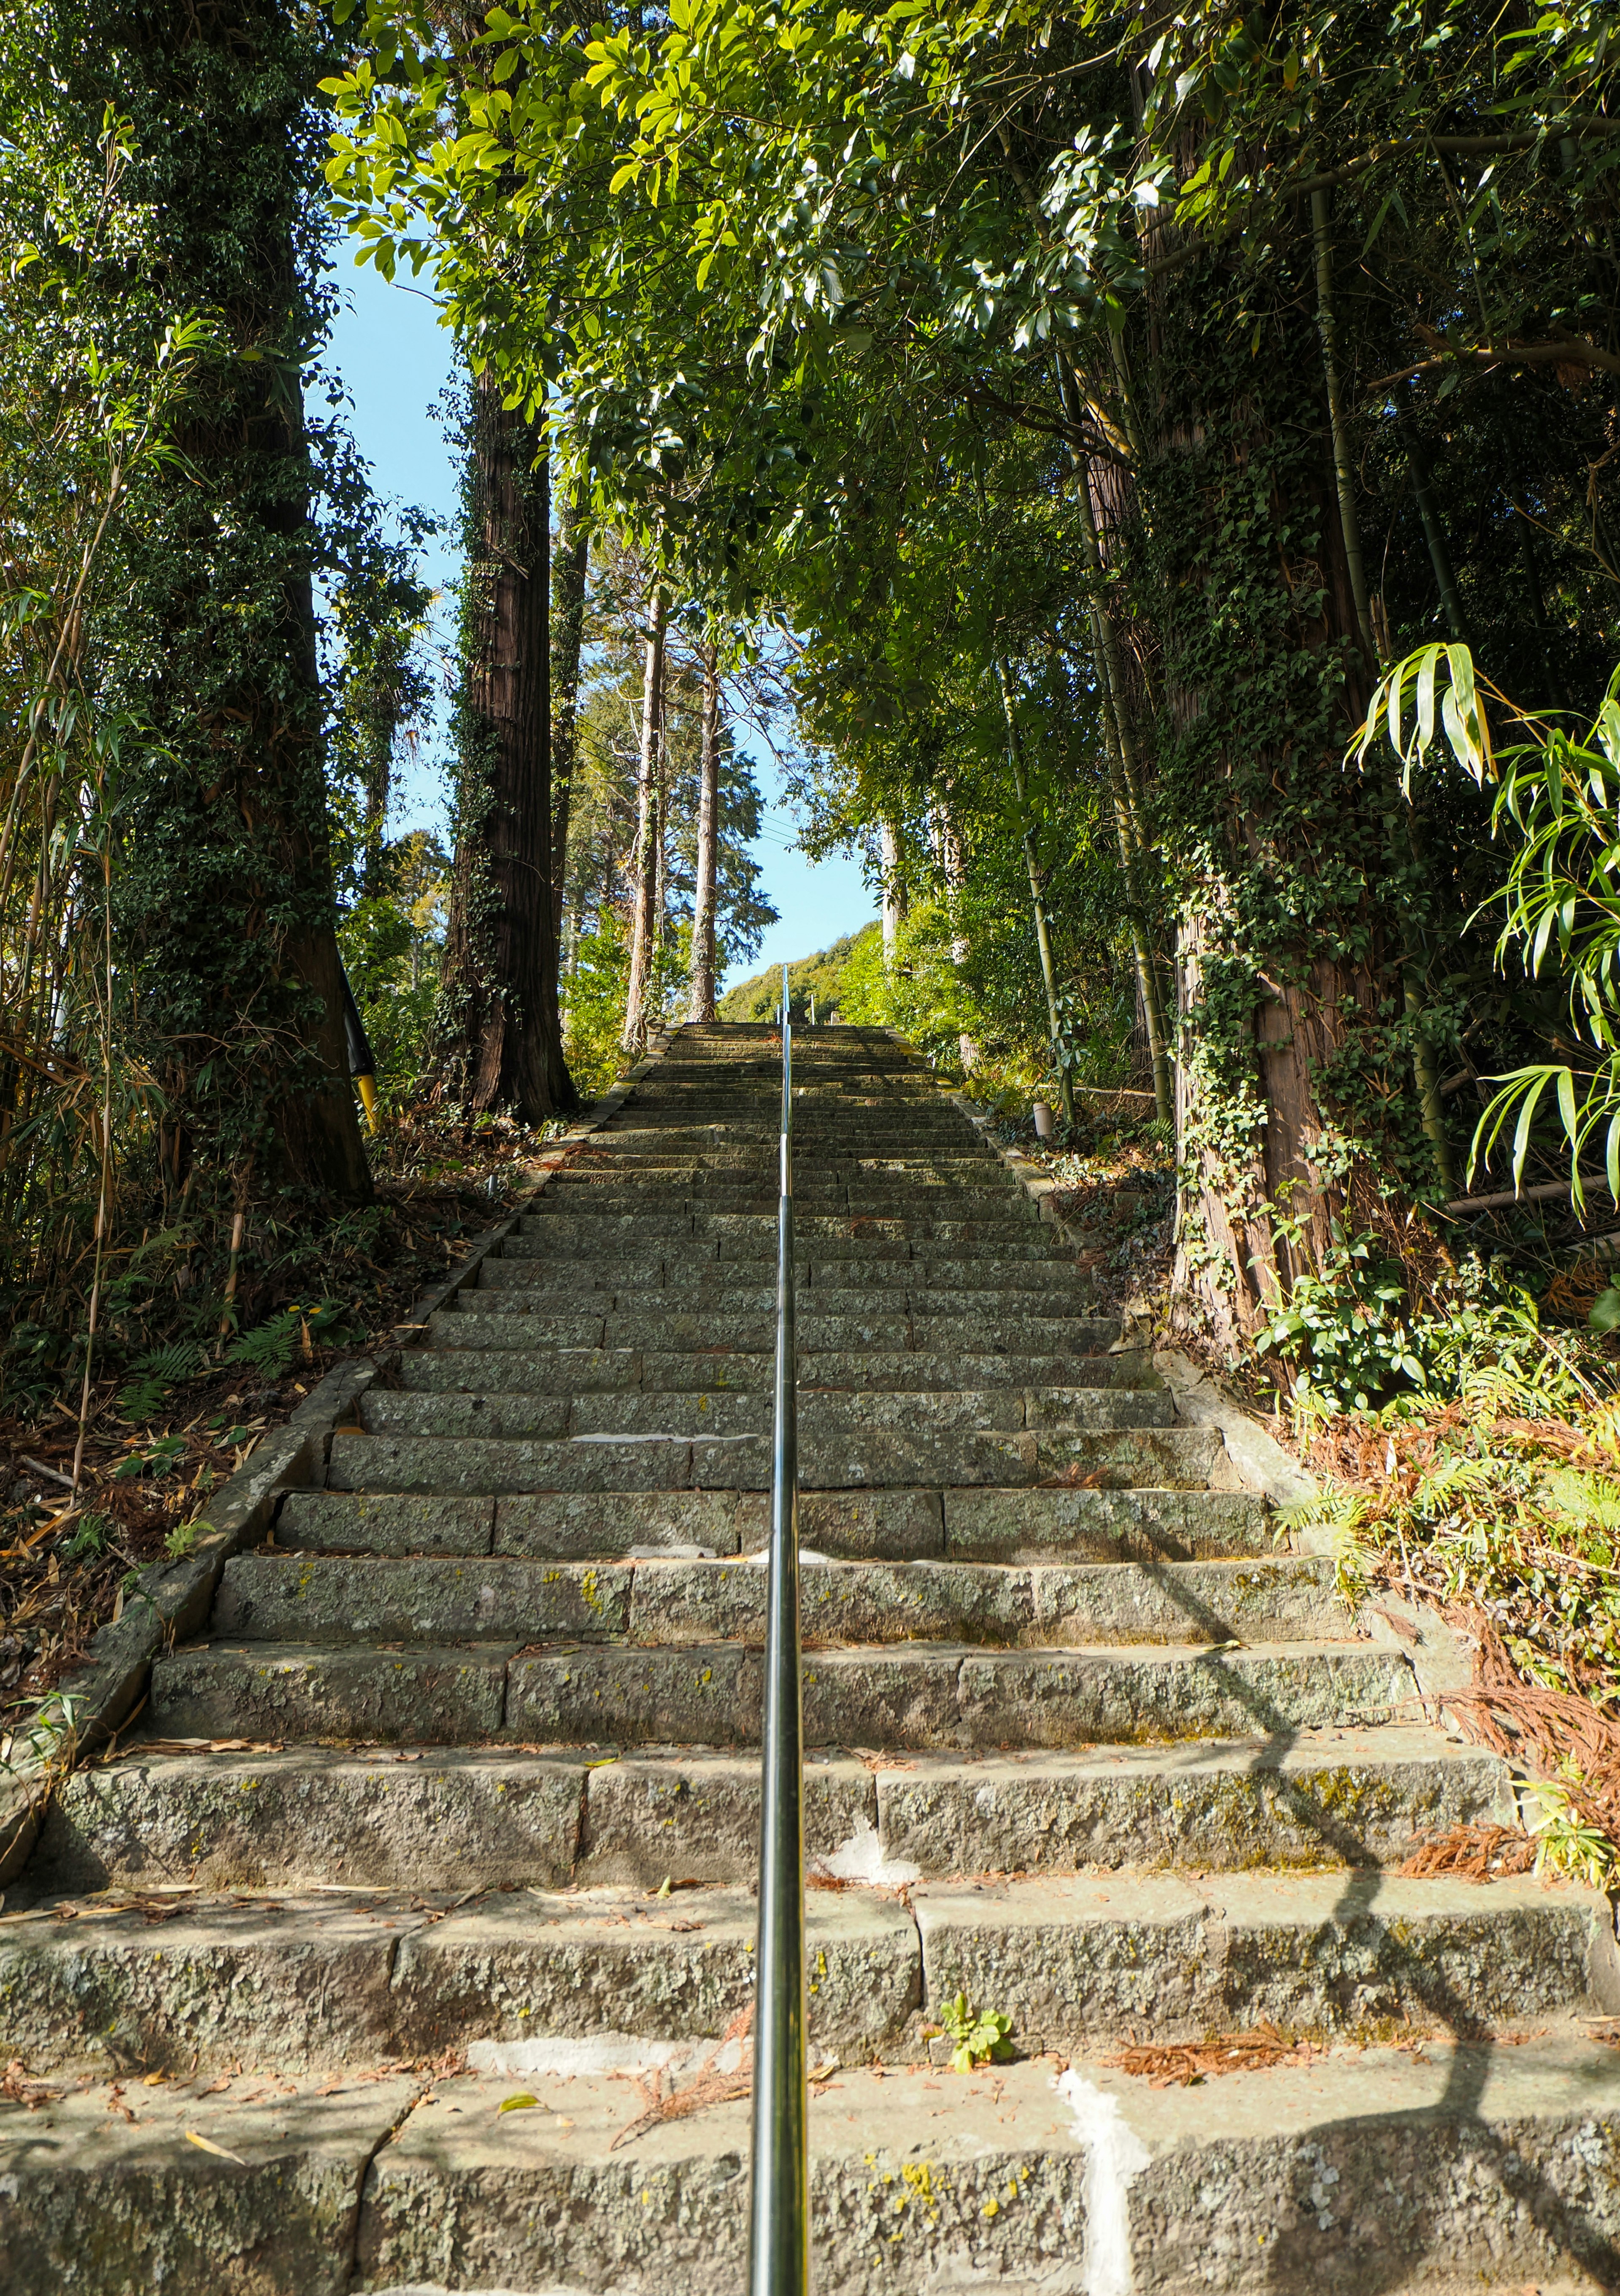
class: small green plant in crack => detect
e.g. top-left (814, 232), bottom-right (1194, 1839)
top-left (938, 1993), bottom-right (1014, 2073)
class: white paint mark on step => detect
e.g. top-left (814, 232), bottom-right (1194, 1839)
top-left (815, 1815), bottom-right (921, 1888)
top-left (467, 2033), bottom-right (694, 2080)
top-left (1056, 2069), bottom-right (1151, 2296)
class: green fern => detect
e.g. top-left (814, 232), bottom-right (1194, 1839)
top-left (225, 1315), bottom-right (303, 1374)
top-left (118, 1340), bottom-right (207, 1421)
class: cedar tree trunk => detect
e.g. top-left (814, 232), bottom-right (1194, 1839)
top-left (437, 368), bottom-right (576, 1122)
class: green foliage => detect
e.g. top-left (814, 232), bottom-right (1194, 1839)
top-left (1259, 1243), bottom-right (1597, 1419)
top-left (224, 1299), bottom-right (360, 1375)
top-left (562, 917), bottom-right (632, 1102)
top-left (721, 927), bottom-right (878, 1024)
top-left (1372, 648), bottom-right (1620, 1207)
top-left (117, 1341), bottom-right (208, 1423)
top-left (936, 1992), bottom-right (1015, 2075)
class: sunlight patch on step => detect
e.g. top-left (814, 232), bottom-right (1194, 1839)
top-left (1056, 2069), bottom-right (1151, 2296)
top-left (813, 1814), bottom-right (922, 1888)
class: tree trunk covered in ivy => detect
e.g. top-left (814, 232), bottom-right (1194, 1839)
top-left (549, 494), bottom-right (590, 949)
top-left (437, 370), bottom-right (576, 1123)
top-left (1146, 245), bottom-right (1428, 1348)
top-left (93, 0), bottom-right (370, 1201)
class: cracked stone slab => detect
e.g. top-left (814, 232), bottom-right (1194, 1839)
top-left (350, 2044), bottom-right (1620, 2295)
top-left (0, 1893), bottom-right (427, 2074)
top-left (30, 1747), bottom-right (587, 1895)
top-left (274, 1494), bottom-right (497, 1558)
top-left (390, 1885), bottom-right (919, 2056)
top-left (943, 1485), bottom-right (1270, 1561)
top-left (214, 1556), bottom-right (632, 1645)
top-left (0, 2069), bottom-right (421, 2296)
top-left (578, 1752), bottom-right (875, 1884)
top-left (151, 1643), bottom-right (512, 1745)
top-left (873, 1731), bottom-right (1515, 1875)
top-left (352, 2061), bottom-right (1087, 2295)
top-left (912, 1870), bottom-right (1611, 2044)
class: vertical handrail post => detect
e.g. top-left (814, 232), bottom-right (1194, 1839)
top-left (748, 964), bottom-right (808, 2296)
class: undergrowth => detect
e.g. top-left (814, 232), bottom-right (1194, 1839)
top-left (0, 1097), bottom-right (559, 1721)
top-left (1272, 1285), bottom-right (1620, 1889)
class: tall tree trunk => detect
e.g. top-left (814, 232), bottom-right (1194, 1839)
top-left (688, 643), bottom-right (721, 1022)
top-left (997, 662), bottom-right (1072, 1127)
top-left (623, 583), bottom-right (667, 1049)
top-left (437, 368), bottom-right (576, 1122)
top-left (930, 793), bottom-right (978, 1072)
top-left (879, 818), bottom-right (907, 964)
top-left (99, 0), bottom-right (371, 1199)
top-left (1146, 239), bottom-right (1415, 1349)
top-left (549, 490), bottom-right (590, 947)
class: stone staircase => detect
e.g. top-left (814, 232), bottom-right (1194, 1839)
top-left (3, 1022), bottom-right (1617, 2295)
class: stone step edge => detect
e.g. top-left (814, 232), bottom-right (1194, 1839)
top-left (0, 1034), bottom-right (694, 1887)
top-left (28, 1727), bottom-right (1524, 1897)
top-left (11, 2044), bottom-right (1620, 2296)
top-left (5, 1876), bottom-right (1613, 2081)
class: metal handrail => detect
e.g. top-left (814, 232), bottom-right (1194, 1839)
top-left (748, 965), bottom-right (808, 2295)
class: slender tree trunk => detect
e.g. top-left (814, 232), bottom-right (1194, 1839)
top-left (931, 793), bottom-right (978, 1072)
top-left (997, 661), bottom-right (1073, 1127)
top-left (879, 818), bottom-right (907, 965)
top-left (437, 368), bottom-right (576, 1122)
top-left (623, 582), bottom-right (667, 1049)
top-left (688, 643), bottom-right (721, 1022)
top-left (549, 491), bottom-right (590, 948)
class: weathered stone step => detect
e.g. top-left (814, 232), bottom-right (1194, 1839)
top-left (504, 1223), bottom-right (1055, 1257)
top-left (32, 1727), bottom-right (1509, 1897)
top-left (2, 1871), bottom-right (1606, 2083)
top-left (327, 1421), bottom-right (1223, 1494)
top-left (276, 1481), bottom-right (1266, 1564)
top-left (356, 1384), bottom-right (1177, 1442)
top-left (212, 1552), bottom-right (1344, 1650)
top-left (584, 1728), bottom-right (1515, 1885)
top-left (11, 2046), bottom-right (1619, 2296)
top-left (149, 1637), bottom-right (1412, 1748)
top-left (432, 1306), bottom-right (1125, 1357)
top-left (475, 1261), bottom-right (1086, 1300)
top-left (398, 1344), bottom-right (1159, 1396)
top-left (533, 1186), bottom-right (1036, 1216)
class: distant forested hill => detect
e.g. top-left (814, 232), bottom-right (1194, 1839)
top-left (719, 923), bottom-right (879, 1022)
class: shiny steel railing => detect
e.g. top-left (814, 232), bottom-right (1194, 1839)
top-left (748, 965), bottom-right (808, 2295)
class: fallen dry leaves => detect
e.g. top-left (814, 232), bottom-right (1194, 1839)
top-left (1101, 2022), bottom-right (1325, 2089)
top-left (1399, 1822), bottom-right (1539, 1881)
top-left (610, 2003), bottom-right (756, 2152)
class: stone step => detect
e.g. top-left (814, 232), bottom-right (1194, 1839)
top-left (148, 1637), bottom-right (1412, 1749)
top-left (534, 1182), bottom-right (1036, 1210)
top-left (505, 1224), bottom-right (1055, 1257)
top-left (475, 1262), bottom-right (1086, 1299)
top-left (275, 1482), bottom-right (1268, 1564)
top-left (31, 1727), bottom-right (1511, 1896)
top-left (326, 1422), bottom-right (1224, 1494)
top-left (397, 1345), bottom-right (1160, 1396)
top-left (356, 1386), bottom-right (1177, 1442)
top-left (211, 1552), bottom-right (1345, 1650)
top-left (429, 1307), bottom-right (1126, 1354)
top-left (2, 1871), bottom-right (1607, 2083)
top-left (11, 2045), bottom-right (1619, 2296)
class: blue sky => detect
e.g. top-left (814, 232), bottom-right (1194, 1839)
top-left (322, 244), bottom-right (874, 991)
